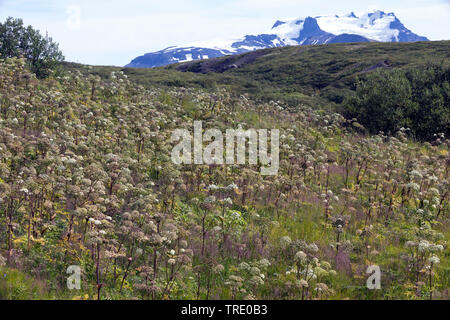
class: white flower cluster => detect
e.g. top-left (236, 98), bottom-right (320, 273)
top-left (405, 239), bottom-right (444, 253)
top-left (280, 236), bottom-right (292, 248)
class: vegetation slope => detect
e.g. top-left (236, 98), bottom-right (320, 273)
top-left (64, 41), bottom-right (450, 107)
top-left (0, 56), bottom-right (448, 300)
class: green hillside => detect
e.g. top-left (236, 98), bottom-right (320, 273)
top-left (64, 41), bottom-right (450, 107)
top-left (62, 41), bottom-right (450, 141)
top-left (0, 50), bottom-right (448, 300)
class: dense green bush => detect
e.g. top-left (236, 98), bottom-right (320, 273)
top-left (0, 17), bottom-right (64, 78)
top-left (344, 64), bottom-right (450, 140)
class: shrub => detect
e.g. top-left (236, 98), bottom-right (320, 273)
top-left (343, 64), bottom-right (450, 140)
top-left (0, 17), bottom-right (64, 78)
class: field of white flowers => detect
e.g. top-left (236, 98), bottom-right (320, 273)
top-left (0, 57), bottom-right (448, 300)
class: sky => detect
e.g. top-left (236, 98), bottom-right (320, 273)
top-left (0, 0), bottom-right (449, 66)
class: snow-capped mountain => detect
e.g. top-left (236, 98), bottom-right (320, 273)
top-left (126, 11), bottom-right (428, 68)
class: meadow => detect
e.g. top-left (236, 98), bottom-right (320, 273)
top-left (0, 55), bottom-right (448, 300)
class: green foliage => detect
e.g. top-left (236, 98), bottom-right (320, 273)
top-left (0, 52), bottom-right (448, 301)
top-left (62, 41), bottom-right (449, 141)
top-left (62, 41), bottom-right (450, 109)
top-left (0, 267), bottom-right (49, 300)
top-left (0, 17), bottom-right (64, 78)
top-left (344, 64), bottom-right (450, 140)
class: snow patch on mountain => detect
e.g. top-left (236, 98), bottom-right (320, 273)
top-left (126, 10), bottom-right (428, 68)
top-left (270, 19), bottom-right (305, 45)
top-left (316, 12), bottom-right (399, 42)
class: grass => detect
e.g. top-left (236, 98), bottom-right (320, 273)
top-left (61, 40), bottom-right (450, 107)
top-left (0, 267), bottom-right (49, 300)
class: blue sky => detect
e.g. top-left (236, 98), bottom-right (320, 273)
top-left (0, 0), bottom-right (449, 66)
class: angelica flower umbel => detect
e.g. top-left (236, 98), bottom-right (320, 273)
top-left (428, 255), bottom-right (440, 265)
top-left (418, 240), bottom-right (431, 252)
top-left (257, 258), bottom-right (271, 269)
top-left (294, 251), bottom-right (307, 263)
top-left (280, 236), bottom-right (292, 248)
top-left (213, 264), bottom-right (225, 274)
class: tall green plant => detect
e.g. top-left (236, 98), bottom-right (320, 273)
top-left (0, 17), bottom-right (64, 78)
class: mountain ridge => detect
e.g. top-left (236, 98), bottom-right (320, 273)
top-left (126, 10), bottom-right (428, 68)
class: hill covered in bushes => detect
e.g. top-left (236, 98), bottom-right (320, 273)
top-left (0, 57), bottom-right (448, 300)
top-left (65, 41), bottom-right (450, 141)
